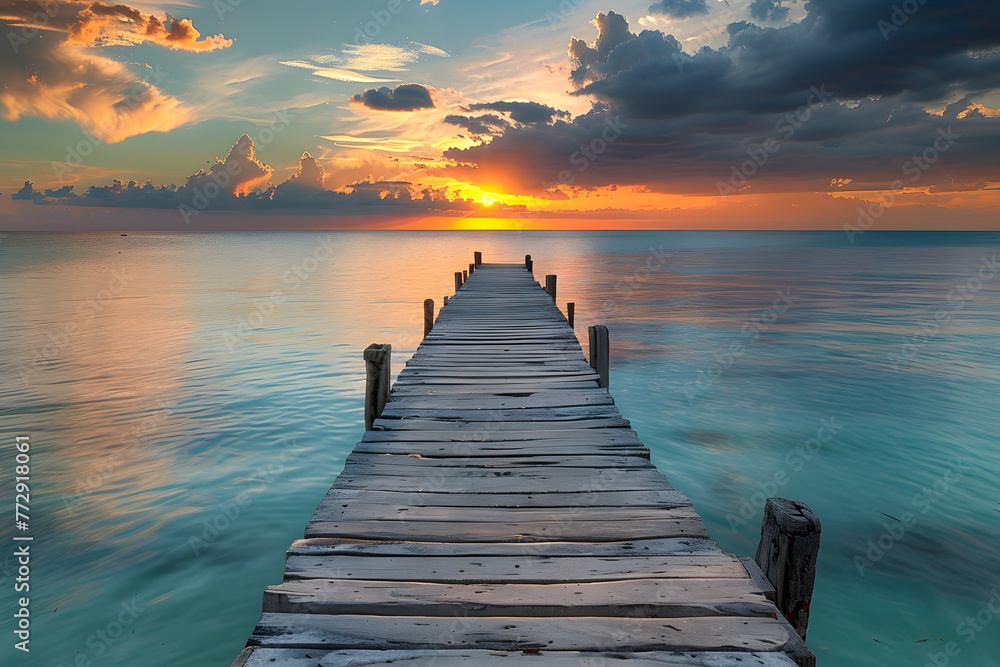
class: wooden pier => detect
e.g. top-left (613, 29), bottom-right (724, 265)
top-left (232, 258), bottom-right (817, 667)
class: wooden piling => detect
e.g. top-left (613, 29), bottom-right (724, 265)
top-left (755, 498), bottom-right (821, 640)
top-left (469, 263), bottom-right (475, 276)
top-left (443, 295), bottom-right (449, 306)
top-left (588, 324), bottom-right (609, 389)
top-left (423, 299), bottom-right (434, 338)
top-left (545, 275), bottom-right (557, 303)
top-left (567, 302), bottom-right (575, 329)
top-left (474, 251), bottom-right (482, 266)
top-left (363, 343), bottom-right (391, 431)
top-left (454, 271), bottom-right (463, 292)
top-left (525, 254), bottom-right (533, 273)
top-left (463, 269), bottom-right (468, 282)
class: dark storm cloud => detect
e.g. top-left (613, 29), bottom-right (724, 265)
top-left (647, 0), bottom-right (710, 19)
top-left (466, 101), bottom-right (570, 125)
top-left (573, 2), bottom-right (1000, 119)
top-left (444, 113), bottom-right (513, 136)
top-left (351, 83), bottom-right (435, 111)
top-left (445, 3), bottom-right (1000, 195)
top-left (568, 10), bottom-right (632, 85)
top-left (748, 0), bottom-right (792, 23)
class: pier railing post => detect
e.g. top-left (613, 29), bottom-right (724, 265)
top-left (525, 255), bottom-right (533, 273)
top-left (755, 498), bottom-right (821, 640)
top-left (463, 269), bottom-right (468, 282)
top-left (545, 274), bottom-right (557, 303)
top-left (443, 296), bottom-right (449, 306)
top-left (474, 251), bottom-right (482, 266)
top-left (454, 271), bottom-right (463, 293)
top-left (363, 343), bottom-right (391, 431)
top-left (567, 302), bottom-right (575, 329)
top-left (423, 299), bottom-right (434, 338)
top-left (469, 262), bottom-right (475, 275)
top-left (588, 325), bottom-right (609, 389)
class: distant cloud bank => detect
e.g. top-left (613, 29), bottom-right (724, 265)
top-left (9, 135), bottom-right (492, 220)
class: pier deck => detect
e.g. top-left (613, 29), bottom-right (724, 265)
top-left (232, 262), bottom-right (813, 667)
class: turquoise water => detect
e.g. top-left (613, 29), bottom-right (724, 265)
top-left (1, 230), bottom-right (998, 666)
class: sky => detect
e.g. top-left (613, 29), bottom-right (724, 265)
top-left (0, 0), bottom-right (998, 229)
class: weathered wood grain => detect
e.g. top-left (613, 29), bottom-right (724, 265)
top-left (248, 613), bottom-right (797, 653)
top-left (263, 577), bottom-right (773, 617)
top-left (283, 554), bottom-right (745, 583)
top-left (240, 648), bottom-right (800, 667)
top-left (285, 537), bottom-right (724, 558)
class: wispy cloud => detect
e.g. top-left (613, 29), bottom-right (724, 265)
top-left (279, 60), bottom-right (399, 83)
top-left (319, 136), bottom-right (424, 153)
top-left (281, 42), bottom-right (449, 84)
top-left (314, 42), bottom-right (449, 72)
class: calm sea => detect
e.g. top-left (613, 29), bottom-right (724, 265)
top-left (0, 230), bottom-right (998, 667)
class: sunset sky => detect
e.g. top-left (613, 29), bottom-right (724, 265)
top-left (1, 0), bottom-right (998, 229)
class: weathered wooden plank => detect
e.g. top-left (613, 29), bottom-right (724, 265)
top-left (283, 554), bottom-right (744, 583)
top-left (371, 418), bottom-right (631, 430)
top-left (286, 537), bottom-right (724, 558)
top-left (391, 376), bottom-right (600, 386)
top-left (248, 614), bottom-right (796, 653)
top-left (377, 406), bottom-right (623, 422)
top-left (343, 452), bottom-right (651, 469)
top-left (303, 516), bottom-right (707, 542)
top-left (387, 382), bottom-right (608, 395)
top-left (311, 503), bottom-right (693, 525)
top-left (330, 470), bottom-right (671, 494)
top-left (409, 350), bottom-right (583, 357)
top-left (360, 429), bottom-right (644, 443)
top-left (309, 489), bottom-right (685, 510)
top-left (351, 441), bottom-right (650, 458)
top-left (382, 394), bottom-right (615, 406)
top-left (405, 360), bottom-right (589, 368)
top-left (239, 648), bottom-right (800, 667)
top-left (336, 462), bottom-right (664, 481)
top-left (264, 577), bottom-right (773, 617)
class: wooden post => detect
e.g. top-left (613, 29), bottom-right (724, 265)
top-left (526, 259), bottom-right (533, 273)
top-left (469, 263), bottom-right (475, 276)
top-left (423, 299), bottom-right (434, 338)
top-left (525, 255), bottom-right (533, 273)
top-left (588, 325), bottom-right (609, 389)
top-left (363, 343), bottom-right (391, 431)
top-left (567, 302), bottom-right (575, 329)
top-left (755, 498), bottom-right (821, 640)
top-left (443, 296), bottom-right (449, 306)
top-left (545, 275), bottom-right (557, 303)
top-left (474, 251), bottom-right (482, 266)
top-left (463, 269), bottom-right (468, 282)
top-left (454, 271), bottom-right (463, 292)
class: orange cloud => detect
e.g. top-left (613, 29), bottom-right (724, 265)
top-left (0, 1), bottom-right (229, 142)
top-left (63, 2), bottom-right (232, 51)
top-left (0, 44), bottom-right (190, 143)
top-left (182, 134), bottom-right (274, 196)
